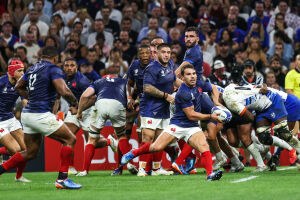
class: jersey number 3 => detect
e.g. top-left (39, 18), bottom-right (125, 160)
top-left (29, 74), bottom-right (37, 90)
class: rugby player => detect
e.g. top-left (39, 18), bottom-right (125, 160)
top-left (0, 47), bottom-right (82, 189)
top-left (121, 65), bottom-right (223, 181)
top-left (0, 60), bottom-right (30, 182)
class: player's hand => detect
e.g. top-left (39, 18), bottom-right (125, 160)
top-left (259, 83), bottom-right (268, 94)
top-left (77, 112), bottom-right (83, 121)
top-left (210, 113), bottom-right (222, 123)
top-left (69, 106), bottom-right (78, 115)
top-left (127, 98), bottom-right (135, 110)
top-left (166, 94), bottom-right (175, 104)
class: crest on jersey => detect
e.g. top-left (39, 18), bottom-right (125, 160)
top-left (0, 128), bottom-right (4, 133)
top-left (198, 87), bottom-right (202, 93)
top-left (147, 120), bottom-right (152, 124)
top-left (170, 128), bottom-right (176, 133)
top-left (72, 82), bottom-right (77, 87)
top-left (134, 69), bottom-right (138, 76)
top-left (270, 112), bottom-right (275, 119)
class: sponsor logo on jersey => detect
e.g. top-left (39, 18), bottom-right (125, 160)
top-left (270, 112), bottom-right (275, 119)
top-left (147, 120), bottom-right (152, 124)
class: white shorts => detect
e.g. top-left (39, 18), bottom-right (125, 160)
top-left (21, 112), bottom-right (64, 136)
top-left (91, 99), bottom-right (126, 130)
top-left (140, 117), bottom-right (169, 130)
top-left (164, 124), bottom-right (202, 142)
top-left (64, 107), bottom-right (94, 131)
top-left (0, 117), bottom-right (22, 139)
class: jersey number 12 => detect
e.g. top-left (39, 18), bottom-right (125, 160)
top-left (29, 74), bottom-right (37, 90)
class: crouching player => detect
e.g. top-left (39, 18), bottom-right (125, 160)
top-left (76, 74), bottom-right (131, 176)
top-left (0, 60), bottom-right (30, 182)
top-left (121, 65), bottom-right (223, 181)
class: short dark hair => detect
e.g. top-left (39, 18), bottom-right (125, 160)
top-left (73, 21), bottom-right (83, 28)
top-left (63, 57), bottom-right (77, 65)
top-left (96, 32), bottom-right (105, 41)
top-left (138, 44), bottom-right (150, 51)
top-left (88, 48), bottom-right (97, 54)
top-left (157, 43), bottom-right (170, 51)
top-left (121, 17), bottom-right (132, 23)
top-left (101, 5), bottom-right (111, 11)
top-left (181, 64), bottom-right (195, 76)
top-left (41, 46), bottom-right (58, 59)
top-left (185, 26), bottom-right (199, 36)
top-left (16, 46), bottom-right (27, 54)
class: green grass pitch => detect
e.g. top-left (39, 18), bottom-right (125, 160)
top-left (1, 167), bottom-right (300, 200)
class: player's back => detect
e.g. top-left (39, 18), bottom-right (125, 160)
top-left (93, 76), bottom-right (127, 107)
top-left (23, 60), bottom-right (63, 113)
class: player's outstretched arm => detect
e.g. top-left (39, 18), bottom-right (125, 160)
top-left (144, 84), bottom-right (174, 104)
top-left (15, 77), bottom-right (28, 99)
top-left (77, 87), bottom-right (96, 120)
top-left (183, 106), bottom-right (222, 123)
top-left (53, 79), bottom-right (78, 106)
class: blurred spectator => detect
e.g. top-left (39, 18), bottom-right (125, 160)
top-left (15, 46), bottom-right (29, 69)
top-left (222, 5), bottom-right (247, 31)
top-left (244, 17), bottom-right (269, 50)
top-left (87, 19), bottom-right (113, 48)
top-left (214, 40), bottom-right (235, 72)
top-left (143, 2), bottom-right (167, 28)
top-left (170, 40), bottom-right (184, 65)
top-left (69, 32), bottom-right (87, 60)
top-left (7, 0), bottom-right (28, 29)
top-left (147, 29), bottom-right (157, 42)
top-left (269, 13), bottom-right (293, 47)
top-left (207, 60), bottom-right (231, 88)
top-left (167, 27), bottom-right (181, 43)
top-left (267, 30), bottom-right (293, 67)
top-left (52, 14), bottom-right (71, 47)
top-left (47, 23), bottom-right (62, 49)
top-left (53, 0), bottom-right (76, 26)
top-left (175, 18), bottom-right (187, 40)
top-left (199, 40), bottom-right (213, 67)
top-left (247, 1), bottom-right (270, 30)
top-left (239, 59), bottom-right (264, 85)
top-left (130, 1), bottom-right (147, 25)
top-left (266, 55), bottom-right (286, 87)
top-left (79, 0), bottom-right (103, 20)
top-left (20, 8), bottom-right (49, 41)
top-left (86, 48), bottom-right (105, 76)
top-left (23, 0), bottom-right (51, 26)
top-left (217, 28), bottom-right (239, 54)
top-left (218, 15), bottom-right (245, 44)
top-left (105, 47), bottom-right (128, 77)
top-left (44, 35), bottom-right (58, 48)
top-left (234, 47), bottom-right (247, 65)
top-left (198, 19), bottom-right (211, 41)
top-left (122, 5), bottom-right (142, 33)
top-left (265, 71), bottom-right (284, 90)
top-left (246, 36), bottom-right (269, 73)
top-left (72, 22), bottom-right (88, 46)
top-left (78, 59), bottom-right (101, 81)
top-left (285, 53), bottom-right (300, 99)
top-left (203, 29), bottom-right (218, 58)
top-left (28, 0), bottom-right (53, 18)
top-left (97, 6), bottom-right (120, 38)
top-left (95, 0), bottom-right (122, 25)
top-left (295, 28), bottom-right (300, 50)
top-left (267, 0), bottom-right (300, 34)
top-left (207, 0), bottom-right (228, 22)
top-left (120, 17), bottom-right (138, 46)
top-left (167, 6), bottom-right (195, 30)
top-left (119, 30), bottom-right (137, 64)
top-left (14, 30), bottom-right (40, 64)
top-left (27, 24), bottom-right (43, 47)
top-left (1, 21), bottom-right (19, 48)
top-left (250, 0), bottom-right (274, 18)
top-left (140, 37), bottom-right (150, 46)
top-left (137, 18), bottom-right (168, 44)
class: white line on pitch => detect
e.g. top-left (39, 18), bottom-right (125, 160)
top-left (231, 176), bottom-right (259, 183)
top-left (278, 166), bottom-right (297, 171)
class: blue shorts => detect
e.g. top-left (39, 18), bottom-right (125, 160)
top-left (200, 93), bottom-right (217, 125)
top-left (256, 94), bottom-right (287, 123)
top-left (285, 94), bottom-right (300, 122)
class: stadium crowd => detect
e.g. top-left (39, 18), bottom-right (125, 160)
top-left (0, 0), bottom-right (300, 189)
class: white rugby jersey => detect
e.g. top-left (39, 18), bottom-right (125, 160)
top-left (267, 87), bottom-right (288, 102)
top-left (223, 84), bottom-right (276, 115)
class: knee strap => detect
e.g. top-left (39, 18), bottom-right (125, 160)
top-left (256, 126), bottom-right (273, 145)
top-left (273, 120), bottom-right (292, 142)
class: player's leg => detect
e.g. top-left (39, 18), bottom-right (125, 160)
top-left (237, 124), bottom-right (266, 172)
top-left (187, 131), bottom-right (222, 180)
top-left (10, 129), bottom-right (31, 182)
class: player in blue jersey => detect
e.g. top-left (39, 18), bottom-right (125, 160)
top-left (138, 43), bottom-right (182, 176)
top-left (62, 57), bottom-right (117, 175)
top-left (121, 65), bottom-right (223, 181)
top-left (0, 47), bottom-right (82, 189)
top-left (76, 73), bottom-right (130, 176)
top-left (175, 26), bottom-right (203, 82)
top-left (111, 44), bottom-right (152, 176)
top-left (0, 60), bottom-right (31, 182)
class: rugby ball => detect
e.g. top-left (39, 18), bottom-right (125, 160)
top-left (211, 106), bottom-right (232, 123)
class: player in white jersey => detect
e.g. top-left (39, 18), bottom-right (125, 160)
top-left (223, 84), bottom-right (300, 161)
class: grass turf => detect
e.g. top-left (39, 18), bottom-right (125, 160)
top-left (1, 167), bottom-right (300, 200)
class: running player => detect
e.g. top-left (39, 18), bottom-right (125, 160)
top-left (0, 47), bottom-right (82, 189)
top-left (0, 60), bottom-right (30, 182)
top-left (76, 73), bottom-right (129, 176)
top-left (121, 65), bottom-right (223, 181)
top-left (62, 57), bottom-right (117, 175)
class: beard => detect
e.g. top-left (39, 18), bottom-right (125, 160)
top-left (158, 57), bottom-right (168, 66)
top-left (186, 40), bottom-right (197, 48)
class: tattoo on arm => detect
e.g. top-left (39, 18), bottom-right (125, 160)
top-left (144, 84), bottom-right (164, 98)
top-left (63, 88), bottom-right (78, 106)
